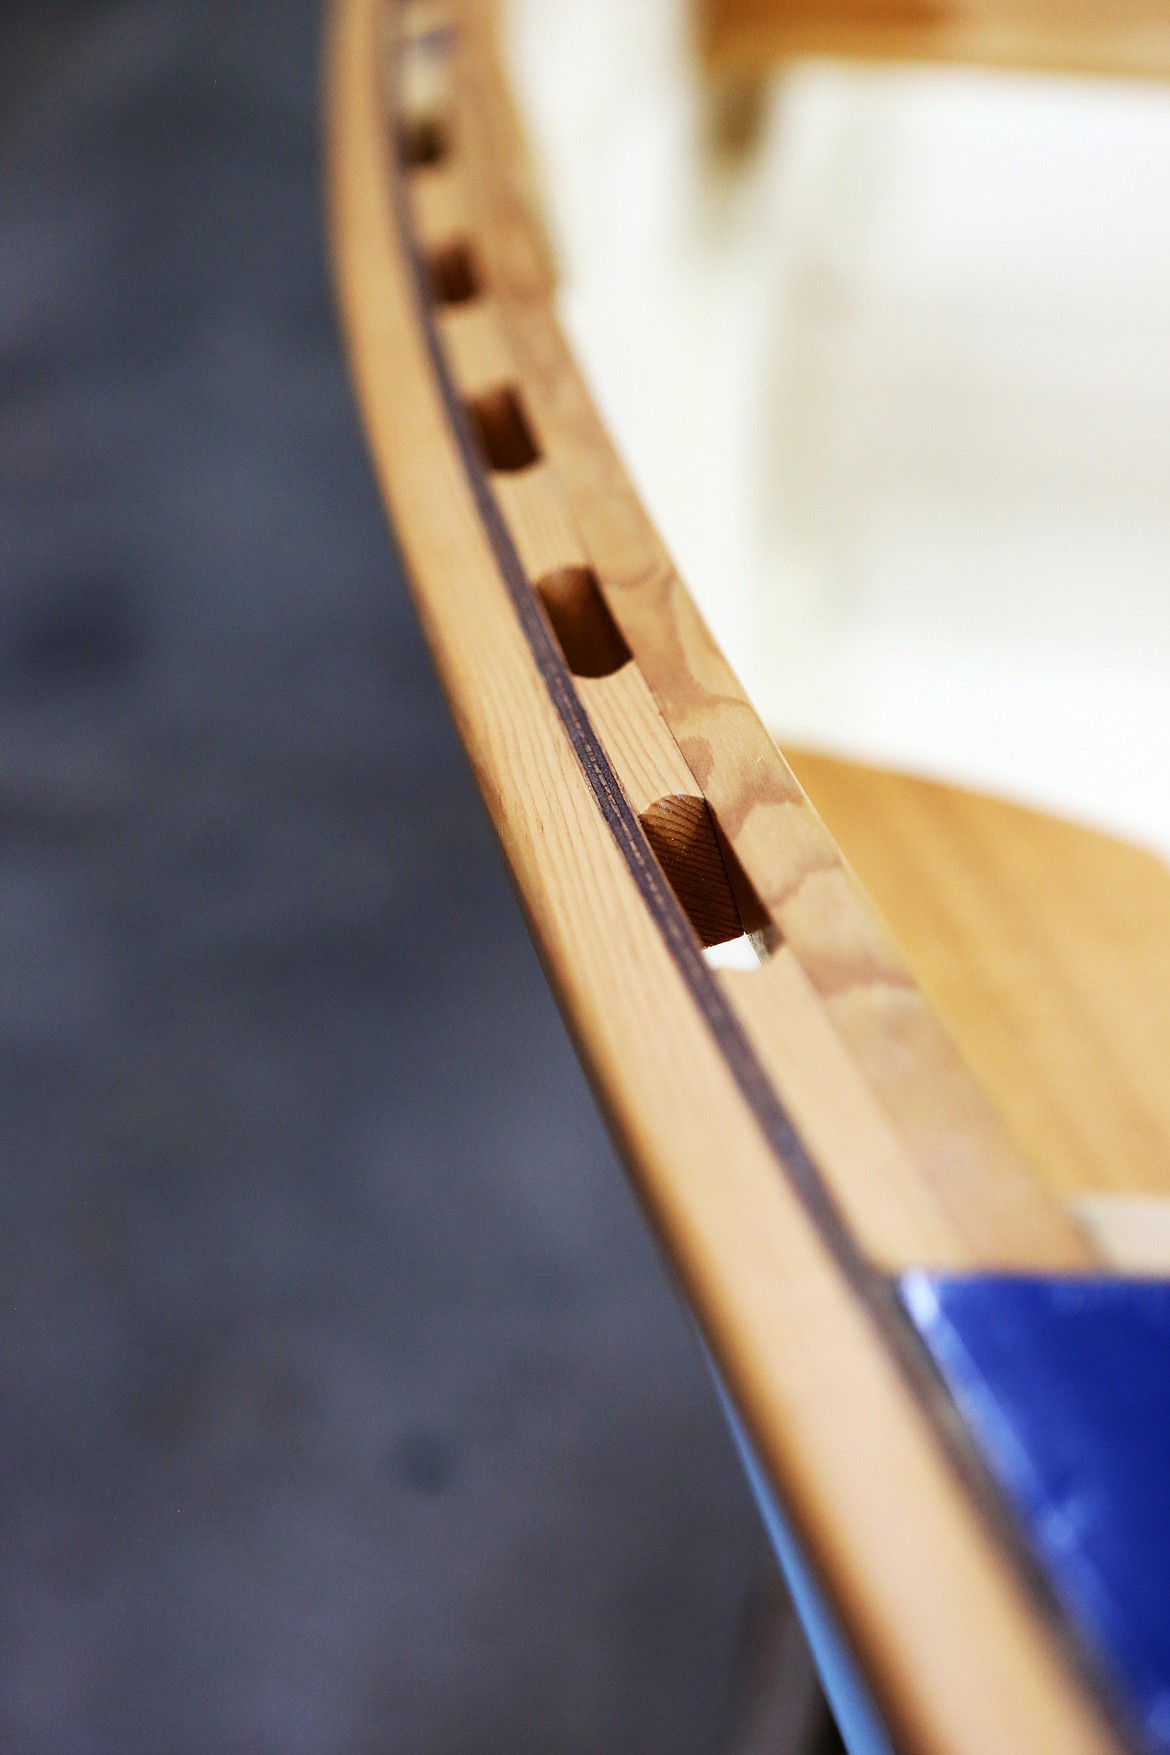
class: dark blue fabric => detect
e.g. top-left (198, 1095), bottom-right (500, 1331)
top-left (902, 1275), bottom-right (1170, 1753)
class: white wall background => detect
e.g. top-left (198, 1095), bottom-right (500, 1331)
top-left (507, 0), bottom-right (1170, 857)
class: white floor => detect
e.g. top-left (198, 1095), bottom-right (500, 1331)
top-left (506, 0), bottom-right (1170, 858)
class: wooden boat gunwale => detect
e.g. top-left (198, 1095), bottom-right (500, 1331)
top-left (326, 4), bottom-right (1143, 1751)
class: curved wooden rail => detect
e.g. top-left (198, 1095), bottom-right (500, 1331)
top-left (326, 3), bottom-right (1139, 1751)
top-left (787, 750), bottom-right (1170, 1231)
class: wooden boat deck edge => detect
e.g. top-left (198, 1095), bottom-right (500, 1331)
top-left (325, 3), bottom-right (1133, 1751)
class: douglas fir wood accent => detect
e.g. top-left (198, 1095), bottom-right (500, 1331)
top-left (326, 2), bottom-right (1147, 1752)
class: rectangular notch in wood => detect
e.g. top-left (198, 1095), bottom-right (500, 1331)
top-left (640, 794), bottom-right (778, 967)
top-left (466, 385), bottom-right (541, 473)
top-left (427, 240), bottom-right (481, 306)
top-left (536, 566), bottom-right (631, 678)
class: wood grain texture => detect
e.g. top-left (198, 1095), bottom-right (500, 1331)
top-left (640, 793), bottom-right (746, 947)
top-left (327, 4), bottom-right (1127, 1752)
top-left (444, 1), bottom-right (557, 301)
top-left (492, 275), bottom-right (1090, 1273)
top-left (787, 750), bottom-right (1170, 1205)
top-left (422, 77), bottom-right (1077, 1270)
top-left (535, 565), bottom-right (632, 679)
top-left (575, 665), bottom-right (700, 814)
top-left (700, 0), bottom-right (1170, 79)
top-left (434, 30), bottom-right (1092, 1275)
top-left (724, 948), bottom-right (967, 1267)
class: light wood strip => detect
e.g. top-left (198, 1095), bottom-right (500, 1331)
top-left (447, 1), bottom-right (557, 300)
top-left (406, 164), bottom-right (470, 255)
top-left (699, 0), bottom-right (1170, 81)
top-left (423, 68), bottom-right (1085, 1265)
top-left (725, 950), bottom-right (970, 1268)
top-left (493, 291), bottom-right (1090, 1271)
top-left (434, 299), bottom-right (514, 395)
top-left (490, 464), bottom-right (590, 580)
top-left (576, 665), bottom-right (703, 816)
top-left (328, 5), bottom-right (1124, 1752)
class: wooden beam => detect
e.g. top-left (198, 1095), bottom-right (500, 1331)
top-left (327, 4), bottom-right (1129, 1751)
top-left (699, 0), bottom-right (1170, 81)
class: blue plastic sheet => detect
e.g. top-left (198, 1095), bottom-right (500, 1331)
top-left (903, 1274), bottom-right (1170, 1754)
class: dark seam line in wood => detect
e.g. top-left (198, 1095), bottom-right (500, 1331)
top-left (377, 16), bottom-right (1141, 1750)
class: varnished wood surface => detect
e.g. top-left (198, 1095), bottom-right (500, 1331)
top-left (787, 751), bottom-right (1170, 1213)
top-left (700, 0), bottom-right (1170, 80)
top-left (487, 225), bottom-right (1090, 1276)
top-left (402, 10), bottom-right (1095, 1275)
top-left (327, 3), bottom-right (1129, 1751)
